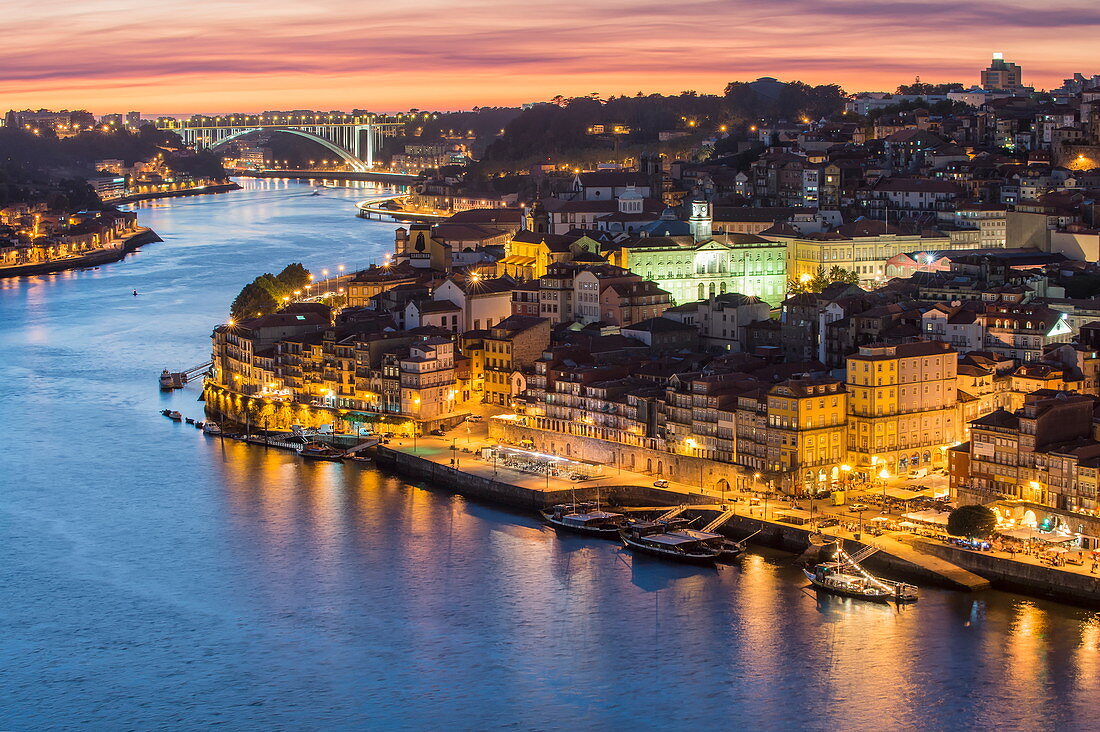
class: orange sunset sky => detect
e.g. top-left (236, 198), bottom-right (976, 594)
top-left (4, 0), bottom-right (1099, 114)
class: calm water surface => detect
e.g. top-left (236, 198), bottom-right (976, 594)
top-left (2, 178), bottom-right (1098, 730)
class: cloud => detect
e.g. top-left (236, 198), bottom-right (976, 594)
top-left (1, 0), bottom-right (1096, 111)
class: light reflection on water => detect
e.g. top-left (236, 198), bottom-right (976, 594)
top-left (1, 179), bottom-right (1099, 729)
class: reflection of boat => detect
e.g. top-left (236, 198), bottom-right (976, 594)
top-left (619, 520), bottom-right (725, 565)
top-left (540, 501), bottom-right (627, 538)
top-left (202, 421), bottom-right (222, 435)
top-left (296, 441), bottom-right (344, 461)
top-left (804, 542), bottom-right (918, 603)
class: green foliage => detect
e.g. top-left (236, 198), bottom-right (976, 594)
top-left (723, 80), bottom-right (847, 122)
top-left (1061, 274), bottom-right (1100, 299)
top-left (276, 263), bottom-right (311, 292)
top-left (231, 282), bottom-right (278, 321)
top-left (895, 82), bottom-right (964, 95)
top-left (0, 124), bottom-right (226, 196)
top-left (867, 99), bottom-right (973, 121)
top-left (478, 81), bottom-right (846, 170)
top-left (164, 149), bottom-right (227, 179)
top-left (947, 504), bottom-right (998, 539)
top-left (229, 262), bottom-right (313, 320)
top-left (787, 266), bottom-right (860, 295)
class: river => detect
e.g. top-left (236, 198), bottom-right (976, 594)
top-left (1, 178), bottom-right (1098, 730)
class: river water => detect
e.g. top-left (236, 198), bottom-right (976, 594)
top-left (1, 178), bottom-right (1098, 730)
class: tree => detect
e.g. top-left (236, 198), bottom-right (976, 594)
top-left (230, 282), bottom-right (278, 321)
top-left (827, 266), bottom-right (860, 285)
top-left (276, 263), bottom-right (311, 292)
top-left (947, 504), bottom-right (998, 539)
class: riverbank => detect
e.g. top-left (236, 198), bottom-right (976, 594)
top-left (367, 428), bottom-right (1100, 605)
top-left (114, 181), bottom-right (240, 204)
top-left (200, 390), bottom-right (1100, 605)
top-left (0, 227), bottom-right (162, 279)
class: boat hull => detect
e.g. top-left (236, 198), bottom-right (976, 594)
top-left (298, 452), bottom-right (344, 461)
top-left (803, 569), bottom-right (894, 603)
top-left (620, 535), bottom-right (721, 565)
top-left (540, 512), bottom-right (622, 538)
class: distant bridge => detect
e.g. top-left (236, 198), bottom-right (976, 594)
top-left (157, 114), bottom-right (407, 171)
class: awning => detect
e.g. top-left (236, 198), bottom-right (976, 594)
top-left (999, 527), bottom-right (1077, 543)
top-left (902, 510), bottom-right (950, 526)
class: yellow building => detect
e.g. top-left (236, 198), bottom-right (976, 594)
top-left (766, 375), bottom-right (848, 492)
top-left (499, 231), bottom-right (604, 280)
top-left (764, 220), bottom-right (963, 287)
top-left (846, 340), bottom-right (958, 476)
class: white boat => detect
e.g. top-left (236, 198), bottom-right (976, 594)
top-left (202, 421), bottom-right (222, 435)
top-left (804, 542), bottom-right (918, 603)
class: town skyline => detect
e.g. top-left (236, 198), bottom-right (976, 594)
top-left (4, 0), bottom-right (1099, 112)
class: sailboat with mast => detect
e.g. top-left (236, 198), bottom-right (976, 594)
top-left (540, 486), bottom-right (627, 538)
top-left (804, 541), bottom-right (918, 603)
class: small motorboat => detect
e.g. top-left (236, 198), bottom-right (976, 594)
top-left (804, 542), bottom-right (918, 603)
top-left (202, 421), bottom-right (222, 435)
top-left (540, 501), bottom-right (627, 538)
top-left (185, 417), bottom-right (195, 425)
top-left (296, 441), bottom-right (344, 461)
top-left (345, 452), bottom-right (372, 463)
top-left (167, 410), bottom-right (182, 421)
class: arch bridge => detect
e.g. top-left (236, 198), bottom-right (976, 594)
top-left (157, 115), bottom-right (406, 171)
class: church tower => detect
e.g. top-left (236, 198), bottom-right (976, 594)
top-left (688, 194), bottom-right (712, 242)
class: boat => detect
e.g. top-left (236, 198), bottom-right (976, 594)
top-left (185, 417), bottom-right (195, 425)
top-left (540, 501), bottom-right (627, 538)
top-left (619, 520), bottom-right (725, 565)
top-left (202, 421), bottom-right (222, 435)
top-left (345, 452), bottom-right (372, 463)
top-left (296, 441), bottom-right (344, 461)
top-left (167, 410), bottom-right (182, 421)
top-left (159, 370), bottom-right (174, 390)
top-left (803, 543), bottom-right (918, 603)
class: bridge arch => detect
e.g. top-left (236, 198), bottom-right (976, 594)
top-left (207, 127), bottom-right (367, 171)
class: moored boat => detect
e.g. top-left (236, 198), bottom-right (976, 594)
top-left (540, 501), bottom-right (627, 538)
top-left (804, 543), bottom-right (918, 603)
top-left (159, 369), bottom-right (174, 390)
top-left (296, 441), bottom-right (344, 461)
top-left (202, 421), bottom-right (222, 435)
top-left (619, 520), bottom-right (724, 565)
top-left (167, 410), bottom-right (182, 421)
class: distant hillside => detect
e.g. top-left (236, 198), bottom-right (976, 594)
top-left (478, 81), bottom-right (846, 170)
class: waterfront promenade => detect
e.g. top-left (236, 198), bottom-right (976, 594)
top-left (368, 411), bottom-right (1100, 602)
top-left (0, 227), bottom-right (162, 278)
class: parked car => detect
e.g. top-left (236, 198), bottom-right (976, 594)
top-left (818, 517), bottom-right (840, 528)
top-left (465, 414), bottom-right (483, 422)
top-left (847, 503), bottom-right (868, 513)
top-left (653, 479), bottom-right (669, 488)
top-left (430, 428), bottom-right (446, 436)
